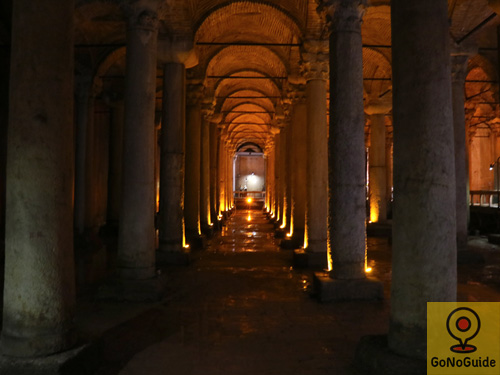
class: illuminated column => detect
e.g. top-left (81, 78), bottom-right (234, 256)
top-left (115, 4), bottom-right (160, 291)
top-left (368, 113), bottom-right (387, 223)
top-left (302, 40), bottom-right (329, 267)
top-left (1, 0), bottom-right (76, 356)
top-left (200, 102), bottom-right (213, 235)
top-left (227, 146), bottom-right (235, 210)
top-left (389, 0), bottom-right (456, 359)
top-left (157, 62), bottom-right (187, 263)
top-left (185, 83), bottom-right (203, 247)
top-left (210, 122), bottom-right (219, 227)
top-left (451, 44), bottom-right (475, 252)
top-left (289, 85), bottom-right (307, 246)
top-left (218, 131), bottom-right (227, 215)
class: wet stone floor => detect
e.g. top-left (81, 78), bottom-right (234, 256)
top-left (80, 209), bottom-right (500, 375)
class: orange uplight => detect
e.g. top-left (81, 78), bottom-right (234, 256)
top-left (247, 215), bottom-right (251, 221)
top-left (286, 232), bottom-right (292, 237)
top-left (365, 267), bottom-right (373, 273)
top-left (246, 197), bottom-right (253, 204)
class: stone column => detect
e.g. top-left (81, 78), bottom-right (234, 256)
top-left (451, 43), bottom-right (475, 252)
top-left (200, 101), bottom-right (214, 235)
top-left (218, 131), bottom-right (227, 215)
top-left (185, 83), bottom-right (203, 248)
top-left (74, 74), bottom-right (93, 235)
top-left (301, 40), bottom-right (329, 268)
top-left (1, 0), bottom-right (76, 356)
top-left (115, 4), bottom-right (161, 296)
top-left (368, 113), bottom-right (387, 223)
top-left (289, 86), bottom-right (307, 247)
top-left (210, 122), bottom-right (219, 228)
top-left (107, 100), bottom-right (125, 227)
top-left (157, 62), bottom-right (188, 263)
top-left (313, 0), bottom-right (382, 301)
top-left (389, 0), bottom-right (456, 359)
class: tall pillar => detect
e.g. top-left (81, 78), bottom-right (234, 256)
top-left (210, 122), bottom-right (219, 228)
top-left (368, 113), bottom-right (387, 223)
top-left (74, 74), bottom-right (93, 235)
top-left (107, 100), bottom-right (124, 226)
top-left (200, 102), bottom-right (213, 235)
top-left (1, 0), bottom-right (76, 356)
top-left (451, 44), bottom-right (475, 252)
top-left (218, 132), bottom-right (227, 215)
top-left (389, 0), bottom-right (456, 359)
top-left (157, 62), bottom-right (188, 263)
top-left (301, 40), bottom-right (329, 267)
top-left (289, 86), bottom-right (307, 246)
top-left (185, 83), bottom-right (203, 248)
top-left (115, 4), bottom-right (161, 295)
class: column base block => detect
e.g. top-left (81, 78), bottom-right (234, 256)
top-left (292, 249), bottom-right (328, 269)
top-left (98, 274), bottom-right (167, 302)
top-left (280, 237), bottom-right (299, 249)
top-left (201, 225), bottom-right (215, 238)
top-left (0, 344), bottom-right (99, 375)
top-left (185, 234), bottom-right (205, 250)
top-left (274, 228), bottom-right (285, 239)
top-left (156, 248), bottom-right (191, 266)
top-left (313, 272), bottom-right (383, 302)
top-left (354, 335), bottom-right (425, 375)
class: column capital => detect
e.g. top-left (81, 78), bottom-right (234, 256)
top-left (186, 82), bottom-right (205, 105)
top-left (450, 41), bottom-right (476, 84)
top-left (121, 1), bottom-right (161, 31)
top-left (201, 98), bottom-right (215, 121)
top-left (287, 83), bottom-right (307, 105)
top-left (300, 39), bottom-right (329, 81)
top-left (317, 0), bottom-right (366, 32)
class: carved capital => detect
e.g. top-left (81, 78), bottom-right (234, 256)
top-left (201, 99), bottom-right (215, 121)
top-left (287, 83), bottom-right (307, 105)
top-left (300, 39), bottom-right (329, 81)
top-left (186, 82), bottom-right (204, 105)
top-left (122, 1), bottom-right (160, 31)
top-left (317, 0), bottom-right (366, 32)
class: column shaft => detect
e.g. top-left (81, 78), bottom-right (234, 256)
top-left (1, 0), bottom-right (76, 356)
top-left (369, 114), bottom-right (387, 223)
top-left (451, 53), bottom-right (471, 252)
top-left (305, 79), bottom-right (328, 262)
top-left (117, 9), bottom-right (158, 280)
top-left (291, 95), bottom-right (307, 245)
top-left (185, 90), bottom-right (202, 244)
top-left (389, 0), bottom-right (456, 359)
top-left (159, 63), bottom-right (185, 254)
top-left (200, 117), bottom-right (212, 232)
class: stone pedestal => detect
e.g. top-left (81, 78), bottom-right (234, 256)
top-left (302, 41), bottom-right (329, 268)
top-left (1, 0), bottom-right (76, 357)
top-left (115, 5), bottom-right (160, 287)
top-left (158, 62), bottom-right (189, 265)
top-left (389, 0), bottom-right (457, 359)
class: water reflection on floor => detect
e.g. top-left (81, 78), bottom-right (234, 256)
top-left (91, 209), bottom-right (500, 375)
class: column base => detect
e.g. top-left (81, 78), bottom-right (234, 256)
top-left (280, 237), bottom-right (300, 249)
top-left (98, 274), bottom-right (167, 302)
top-left (292, 249), bottom-right (328, 269)
top-left (0, 343), bottom-right (99, 375)
top-left (313, 272), bottom-right (383, 302)
top-left (185, 233), bottom-right (205, 250)
top-left (156, 245), bottom-right (191, 266)
top-left (354, 335), bottom-right (425, 375)
top-left (274, 228), bottom-right (285, 239)
top-left (201, 224), bottom-right (215, 238)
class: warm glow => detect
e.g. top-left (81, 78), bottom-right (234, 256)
top-left (247, 215), bottom-right (251, 221)
top-left (286, 232), bottom-right (292, 237)
top-left (280, 223), bottom-right (286, 229)
top-left (369, 202), bottom-right (379, 223)
top-left (327, 243), bottom-right (333, 272)
top-left (218, 214), bottom-right (223, 220)
top-left (184, 244), bottom-right (190, 249)
top-left (365, 267), bottom-right (373, 273)
top-left (247, 197), bottom-right (253, 204)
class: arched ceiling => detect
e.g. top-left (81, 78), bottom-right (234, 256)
top-left (70, 0), bottom-right (500, 152)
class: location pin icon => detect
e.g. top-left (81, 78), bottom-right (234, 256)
top-left (446, 307), bottom-right (481, 353)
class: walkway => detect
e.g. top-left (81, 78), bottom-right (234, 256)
top-left (77, 209), bottom-right (500, 375)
